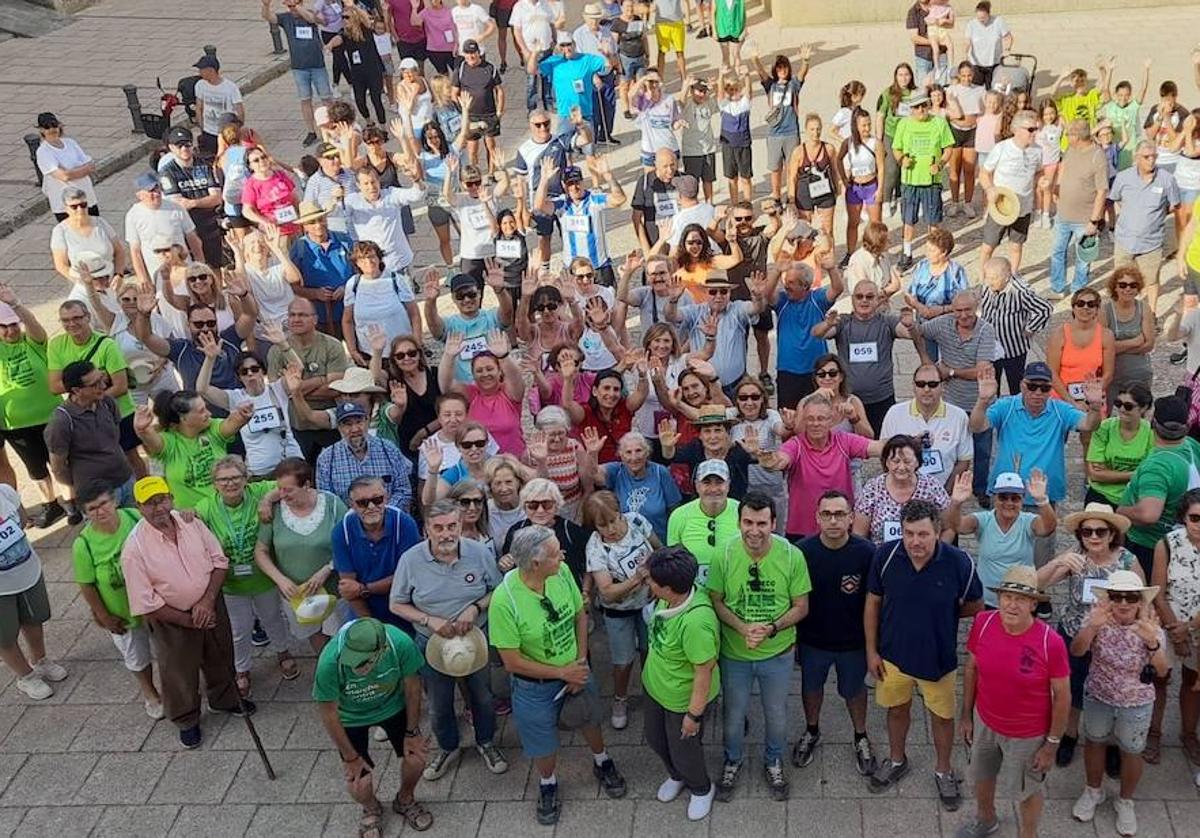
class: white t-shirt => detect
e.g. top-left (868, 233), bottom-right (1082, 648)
top-left (344, 271), bottom-right (416, 350)
top-left (245, 262), bottom-right (295, 330)
top-left (585, 512), bottom-right (655, 609)
top-left (578, 285), bottom-right (618, 371)
top-left (667, 201), bottom-right (716, 247)
top-left (965, 15), bottom-right (1010, 67)
top-left (50, 217), bottom-right (119, 268)
top-left (228, 381), bottom-right (304, 476)
top-left (416, 431), bottom-right (501, 480)
top-left (193, 77), bottom-right (244, 136)
top-left (947, 83), bottom-right (986, 128)
top-left (454, 195), bottom-right (497, 259)
top-left (983, 139), bottom-right (1042, 216)
top-left (509, 0), bottom-right (556, 52)
top-left (451, 3), bottom-right (491, 49)
top-left (636, 95), bottom-right (680, 155)
top-left (111, 311), bottom-right (179, 404)
top-left (0, 485), bottom-right (41, 596)
top-left (124, 202), bottom-right (196, 278)
top-left (830, 106), bottom-right (854, 141)
top-left (36, 138), bottom-right (97, 213)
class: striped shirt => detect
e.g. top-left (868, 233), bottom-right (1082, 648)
top-left (917, 314), bottom-right (998, 410)
top-left (553, 190), bottom-right (613, 267)
top-left (978, 276), bottom-right (1053, 360)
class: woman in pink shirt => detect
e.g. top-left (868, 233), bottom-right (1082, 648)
top-left (410, 0), bottom-right (458, 74)
top-left (759, 390), bottom-right (883, 539)
top-left (438, 328), bottom-right (526, 455)
top-left (239, 148), bottom-right (300, 237)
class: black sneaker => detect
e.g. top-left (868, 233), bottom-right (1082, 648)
top-left (934, 770), bottom-right (962, 812)
top-left (1105, 743), bottom-right (1121, 779)
top-left (764, 759), bottom-right (789, 801)
top-left (698, 27), bottom-right (710, 38)
top-left (499, 63), bottom-right (508, 73)
top-left (897, 254), bottom-right (914, 272)
top-left (1055, 734), bottom-right (1077, 767)
top-left (853, 737), bottom-right (877, 776)
top-left (536, 782), bottom-right (561, 825)
top-left (215, 699), bottom-right (257, 717)
top-left (30, 500), bottom-right (65, 529)
top-left (593, 758), bottom-right (627, 798)
top-left (1171, 349), bottom-right (1188, 366)
top-left (715, 759), bottom-right (741, 801)
top-left (64, 499), bottom-right (83, 526)
top-left (792, 730), bottom-right (819, 767)
top-left (623, 110), bottom-right (635, 120)
top-left (179, 725), bottom-right (202, 749)
top-left (837, 252), bottom-right (851, 270)
top-left (302, 132), bottom-right (318, 147)
top-left (868, 756), bottom-right (909, 792)
top-left (250, 620), bottom-right (270, 647)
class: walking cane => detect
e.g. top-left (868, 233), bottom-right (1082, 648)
top-left (217, 605), bottom-right (276, 780)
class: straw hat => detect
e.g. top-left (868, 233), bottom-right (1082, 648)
top-left (693, 404), bottom-right (735, 426)
top-left (1062, 502), bottom-right (1131, 534)
top-left (987, 565), bottom-right (1049, 602)
top-left (328, 366), bottom-right (385, 394)
top-left (296, 200), bottom-right (328, 224)
top-left (425, 626), bottom-right (489, 677)
top-left (1094, 569), bottom-right (1159, 604)
top-left (987, 186), bottom-right (1021, 227)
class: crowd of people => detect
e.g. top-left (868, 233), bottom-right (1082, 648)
top-left (6, 0), bottom-right (1200, 836)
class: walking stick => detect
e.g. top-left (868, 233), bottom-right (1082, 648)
top-left (216, 604), bottom-right (276, 780)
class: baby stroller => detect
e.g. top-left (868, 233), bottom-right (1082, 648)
top-left (990, 53), bottom-right (1038, 97)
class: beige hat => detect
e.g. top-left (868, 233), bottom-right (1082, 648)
top-left (987, 186), bottom-right (1021, 227)
top-left (329, 366), bottom-right (385, 394)
top-left (1062, 502), bottom-right (1131, 535)
top-left (582, 3), bottom-right (604, 18)
top-left (68, 251), bottom-right (114, 280)
top-left (1094, 569), bottom-right (1159, 604)
top-left (296, 200), bottom-right (328, 224)
top-left (987, 565), bottom-right (1049, 603)
top-left (425, 626), bottom-right (489, 677)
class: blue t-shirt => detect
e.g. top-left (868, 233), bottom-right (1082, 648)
top-left (971, 510), bottom-right (1037, 607)
top-left (761, 77), bottom-right (804, 137)
top-left (774, 286), bottom-right (832, 375)
top-left (332, 506), bottom-right (422, 624)
top-left (540, 53), bottom-right (608, 121)
top-left (444, 309), bottom-right (502, 383)
top-left (439, 461), bottom-right (470, 486)
top-left (290, 232), bottom-right (355, 325)
top-left (867, 540), bottom-right (983, 681)
top-left (603, 461), bottom-right (681, 542)
top-left (986, 396), bottom-right (1085, 503)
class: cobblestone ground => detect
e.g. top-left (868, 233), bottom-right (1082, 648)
top-left (1, 1), bottom-right (1199, 835)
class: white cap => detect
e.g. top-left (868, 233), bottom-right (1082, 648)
top-left (990, 472), bottom-right (1025, 494)
top-left (399, 57), bottom-right (419, 71)
top-left (695, 459), bottom-right (730, 482)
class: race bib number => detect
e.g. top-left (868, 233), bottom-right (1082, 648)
top-left (919, 448), bottom-right (945, 476)
top-left (808, 172), bottom-right (833, 198)
top-left (274, 205), bottom-right (299, 224)
top-left (573, 78), bottom-right (586, 95)
top-left (444, 29), bottom-right (455, 42)
top-left (882, 520), bottom-right (902, 542)
top-left (1067, 382), bottom-right (1086, 400)
top-left (562, 214), bottom-right (590, 234)
top-left (653, 193), bottom-right (678, 217)
top-left (627, 20), bottom-right (643, 34)
top-left (851, 163), bottom-right (873, 178)
top-left (617, 550), bottom-right (643, 579)
top-left (770, 89), bottom-right (784, 107)
top-left (0, 517), bottom-right (25, 553)
top-left (351, 51), bottom-right (362, 65)
top-left (464, 206), bottom-right (490, 229)
top-left (248, 405), bottom-right (283, 434)
top-left (458, 334), bottom-right (489, 361)
top-left (232, 562), bottom-right (255, 577)
top-left (1081, 577), bottom-right (1104, 605)
top-left (496, 239), bottom-right (522, 259)
top-left (848, 342), bottom-right (878, 363)
top-left (295, 25), bottom-right (314, 40)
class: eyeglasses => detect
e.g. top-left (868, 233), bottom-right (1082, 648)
top-left (1023, 381), bottom-right (1052, 393)
top-left (213, 474), bottom-right (245, 485)
top-left (574, 271), bottom-right (596, 280)
top-left (59, 314), bottom-right (88, 325)
top-left (531, 120), bottom-right (551, 128)
top-left (707, 288), bottom-right (730, 296)
top-left (460, 438), bottom-right (488, 450)
top-left (817, 509), bottom-right (849, 520)
top-left (524, 499), bottom-right (556, 511)
top-left (913, 379), bottom-right (941, 389)
top-left (748, 563), bottom-right (762, 592)
top-left (239, 365), bottom-right (263, 375)
top-left (1116, 281), bottom-right (1140, 290)
top-left (1072, 299), bottom-right (1099, 309)
top-left (393, 349), bottom-right (421, 360)
top-left (1079, 525), bottom-right (1111, 538)
top-left (648, 268), bottom-right (670, 277)
top-left (814, 368), bottom-right (840, 379)
top-left (66, 203), bottom-right (88, 210)
top-left (458, 497), bottom-right (485, 507)
top-left (853, 293), bottom-right (877, 300)
top-left (995, 492), bottom-right (1023, 502)
top-left (353, 495), bottom-right (388, 509)
top-left (534, 302), bottom-right (559, 313)
top-left (1187, 513), bottom-right (1200, 523)
top-left (1107, 592), bottom-right (1142, 604)
top-left (79, 377), bottom-right (107, 390)
top-left (737, 393), bottom-right (762, 402)
top-left (191, 319), bottom-right (218, 329)
top-left (540, 597), bottom-right (562, 622)
top-left (365, 138), bottom-right (384, 145)
top-left (1114, 399), bottom-right (1139, 411)
top-left (453, 290), bottom-right (479, 301)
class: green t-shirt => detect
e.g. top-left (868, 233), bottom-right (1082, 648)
top-left (488, 564), bottom-right (583, 667)
top-left (47, 332), bottom-right (135, 417)
top-left (892, 115), bottom-right (954, 187)
top-left (312, 623), bottom-right (424, 727)
top-left (666, 499), bottom-right (741, 588)
top-left (1100, 99), bottom-right (1141, 170)
top-left (72, 509), bottom-right (143, 629)
top-left (256, 491), bottom-right (346, 590)
top-left (707, 535), bottom-right (812, 661)
top-left (642, 589), bottom-right (721, 713)
top-left (195, 481), bottom-right (278, 597)
top-left (1121, 438), bottom-right (1200, 548)
top-left (156, 419), bottom-right (235, 510)
top-left (1086, 417), bottom-right (1154, 505)
top-left (0, 337), bottom-right (61, 429)
top-left (877, 90), bottom-right (912, 140)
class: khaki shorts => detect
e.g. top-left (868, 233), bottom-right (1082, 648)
top-left (1114, 245), bottom-right (1164, 286)
top-left (968, 712), bottom-right (1048, 801)
top-left (875, 659), bottom-right (957, 719)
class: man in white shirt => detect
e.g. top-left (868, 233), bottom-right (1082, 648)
top-left (666, 174), bottom-right (716, 248)
top-left (978, 109), bottom-right (1041, 271)
top-left (124, 172), bottom-right (204, 287)
top-left (880, 365), bottom-right (973, 490)
top-left (509, 0), bottom-right (558, 111)
top-left (343, 167), bottom-right (427, 274)
top-left (192, 55), bottom-right (245, 155)
top-left (451, 0), bottom-right (496, 56)
top-left (963, 1), bottom-right (1013, 89)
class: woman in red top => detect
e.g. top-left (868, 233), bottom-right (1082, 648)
top-left (240, 148), bottom-right (300, 237)
top-left (563, 366), bottom-right (648, 465)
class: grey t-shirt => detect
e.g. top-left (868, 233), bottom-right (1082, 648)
top-left (277, 12), bottom-right (327, 70)
top-left (918, 315), bottom-right (998, 410)
top-left (679, 301), bottom-right (757, 385)
top-left (834, 313), bottom-right (900, 404)
top-left (390, 538), bottom-right (502, 637)
top-left (629, 284), bottom-right (690, 332)
top-left (655, 0), bottom-right (684, 22)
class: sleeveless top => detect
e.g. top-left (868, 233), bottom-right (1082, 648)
top-left (1103, 298), bottom-right (1152, 391)
top-left (845, 137), bottom-right (878, 181)
top-left (793, 141), bottom-right (834, 200)
top-left (1058, 322), bottom-right (1103, 394)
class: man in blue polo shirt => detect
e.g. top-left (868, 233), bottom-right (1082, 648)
top-left (864, 499), bottom-right (982, 810)
top-left (290, 203), bottom-right (354, 335)
top-left (333, 475), bottom-right (421, 632)
top-left (534, 31), bottom-right (610, 124)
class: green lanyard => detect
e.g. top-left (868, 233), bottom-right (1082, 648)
top-left (217, 496), bottom-right (255, 562)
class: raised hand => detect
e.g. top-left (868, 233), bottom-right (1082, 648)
top-left (559, 351), bottom-right (578, 380)
top-left (581, 426), bottom-right (608, 455)
top-left (197, 329), bottom-right (221, 359)
top-left (1087, 599), bottom-right (1113, 630)
top-left (444, 331), bottom-right (465, 358)
top-left (686, 357), bottom-right (717, 381)
top-left (483, 257), bottom-right (505, 289)
top-left (261, 221), bottom-right (283, 249)
top-left (584, 295), bottom-right (610, 329)
top-left (950, 469), bottom-right (973, 504)
top-left (421, 436), bottom-right (444, 473)
top-left (746, 269), bottom-right (768, 297)
top-left (666, 270), bottom-right (686, 302)
top-left (623, 249), bottom-right (644, 278)
top-left (521, 265), bottom-right (538, 296)
top-left (485, 329), bottom-right (510, 357)
top-left (1082, 377), bottom-right (1104, 405)
top-left (0, 283), bottom-right (17, 306)
top-left (976, 364), bottom-right (998, 402)
top-left (539, 157), bottom-right (559, 185)
top-left (698, 311), bottom-right (719, 339)
top-left (225, 270), bottom-right (250, 299)
top-left (527, 429), bottom-right (550, 462)
top-left (780, 407), bottom-right (797, 430)
top-left (389, 379), bottom-right (408, 409)
top-left (233, 401), bottom-right (256, 423)
top-left (656, 417), bottom-right (679, 449)
top-left (282, 360), bottom-right (304, 394)
top-left (1056, 551), bottom-right (1086, 576)
top-left (1027, 468), bottom-right (1048, 503)
top-left (133, 403), bottom-right (155, 435)
top-left (422, 267), bottom-right (441, 300)
top-left (1132, 606), bottom-right (1161, 645)
top-left (798, 43), bottom-right (814, 62)
top-left (622, 347), bottom-right (646, 369)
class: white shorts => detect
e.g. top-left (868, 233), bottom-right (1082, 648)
top-left (110, 625), bottom-right (153, 672)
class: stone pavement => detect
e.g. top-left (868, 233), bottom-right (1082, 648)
top-left (2, 1), bottom-right (1200, 836)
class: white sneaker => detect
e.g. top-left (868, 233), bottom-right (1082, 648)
top-left (15, 673), bottom-right (53, 700)
top-left (1114, 797), bottom-right (1137, 836)
top-left (687, 785), bottom-right (715, 820)
top-left (1072, 785), bottom-right (1105, 822)
top-left (33, 658), bottom-right (68, 682)
top-left (372, 726), bottom-right (389, 742)
top-left (945, 202), bottom-right (959, 218)
top-left (657, 776), bottom-right (686, 802)
top-left (144, 698), bottom-right (164, 719)
top-left (611, 696), bottom-right (628, 730)
top-left (962, 202), bottom-right (977, 219)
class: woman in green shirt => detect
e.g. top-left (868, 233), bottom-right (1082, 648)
top-left (642, 545), bottom-right (720, 821)
top-left (133, 389), bottom-right (252, 509)
top-left (876, 63), bottom-right (917, 218)
top-left (254, 457), bottom-right (347, 654)
top-left (195, 455), bottom-right (297, 697)
top-left (1085, 383), bottom-right (1154, 507)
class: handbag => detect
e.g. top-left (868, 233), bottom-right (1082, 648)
top-left (1175, 365), bottom-right (1200, 430)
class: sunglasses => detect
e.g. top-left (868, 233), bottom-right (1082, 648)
top-left (173, 140), bottom-right (194, 149)
top-left (913, 379), bottom-right (940, 389)
top-left (531, 120), bottom-right (551, 127)
top-left (1115, 281), bottom-right (1140, 290)
top-left (1107, 592), bottom-right (1142, 604)
top-left (853, 293), bottom-right (877, 300)
top-left (460, 438), bottom-right (488, 450)
top-left (1114, 399), bottom-right (1139, 411)
top-left (458, 496), bottom-right (485, 507)
top-left (814, 369), bottom-right (840, 379)
top-left (996, 492), bottom-right (1023, 502)
top-left (707, 517), bottom-right (717, 547)
top-left (354, 495), bottom-right (388, 509)
top-left (534, 302), bottom-right (559, 313)
top-left (191, 319), bottom-right (218, 329)
top-left (525, 499), bottom-right (556, 511)
top-left (748, 563), bottom-right (762, 592)
top-left (1073, 299), bottom-right (1099, 309)
top-left (187, 274), bottom-right (212, 283)
top-left (737, 393), bottom-right (762, 401)
top-left (67, 203), bottom-right (88, 210)
top-left (239, 365), bottom-right (263, 375)
top-left (1079, 525), bottom-right (1110, 538)
top-left (540, 597), bottom-right (562, 622)
top-left (453, 290), bottom-right (479, 301)
top-left (1023, 381), bottom-right (1052, 393)
top-left (393, 349), bottom-right (421, 360)
top-left (574, 271), bottom-right (596, 280)
top-left (707, 288), bottom-right (730, 296)
top-left (732, 215), bottom-right (754, 222)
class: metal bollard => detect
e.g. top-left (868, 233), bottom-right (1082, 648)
top-left (23, 133), bottom-right (42, 187)
top-left (122, 84), bottom-right (144, 134)
top-left (268, 23), bottom-right (285, 55)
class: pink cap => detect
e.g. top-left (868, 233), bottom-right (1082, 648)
top-left (0, 303), bottom-right (19, 325)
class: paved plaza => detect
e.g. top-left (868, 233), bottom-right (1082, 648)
top-left (1, 0), bottom-right (1200, 835)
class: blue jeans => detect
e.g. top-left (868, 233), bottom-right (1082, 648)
top-left (525, 49), bottom-right (554, 112)
top-left (720, 649), bottom-right (793, 765)
top-left (1049, 220), bottom-right (1091, 293)
top-left (590, 73), bottom-right (617, 141)
top-left (972, 428), bottom-right (993, 499)
top-left (914, 55), bottom-right (948, 85)
top-left (415, 632), bottom-right (496, 751)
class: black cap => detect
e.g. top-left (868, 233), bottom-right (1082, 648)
top-left (462, 39), bottom-right (481, 53)
top-left (449, 273), bottom-right (482, 294)
top-left (562, 165), bottom-right (583, 184)
top-left (1153, 396), bottom-right (1190, 439)
top-left (36, 112), bottom-right (60, 130)
top-left (166, 126), bottom-right (194, 146)
top-left (194, 55), bottom-right (220, 71)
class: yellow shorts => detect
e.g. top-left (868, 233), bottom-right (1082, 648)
top-left (655, 20), bottom-right (686, 54)
top-left (875, 659), bottom-right (957, 720)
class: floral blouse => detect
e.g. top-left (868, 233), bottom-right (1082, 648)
top-left (1085, 622), bottom-right (1162, 707)
top-left (853, 473), bottom-right (950, 544)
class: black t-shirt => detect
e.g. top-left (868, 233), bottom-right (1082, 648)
top-left (666, 440), bottom-right (754, 501)
top-left (906, 3), bottom-right (932, 62)
top-left (794, 534), bottom-right (874, 651)
top-left (610, 17), bottom-right (648, 59)
top-left (451, 61), bottom-right (502, 117)
top-left (502, 516), bottom-right (590, 588)
top-left (630, 173), bottom-right (679, 246)
top-left (494, 231), bottom-right (529, 285)
top-left (726, 227), bottom-right (769, 300)
top-left (343, 30), bottom-right (385, 80)
top-left (159, 160), bottom-right (220, 230)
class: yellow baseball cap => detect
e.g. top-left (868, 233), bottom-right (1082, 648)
top-left (133, 476), bottom-right (171, 504)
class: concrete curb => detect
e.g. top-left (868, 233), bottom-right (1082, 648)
top-left (0, 52), bottom-right (291, 240)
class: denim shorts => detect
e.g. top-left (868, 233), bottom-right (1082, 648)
top-left (798, 645), bottom-right (868, 700)
top-left (292, 67), bottom-right (333, 101)
top-left (510, 672), bottom-right (602, 758)
top-left (901, 184), bottom-right (943, 225)
top-left (602, 608), bottom-right (648, 666)
top-left (1081, 697), bottom-right (1153, 753)
top-left (619, 54), bottom-right (646, 79)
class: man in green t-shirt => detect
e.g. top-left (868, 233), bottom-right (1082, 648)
top-left (707, 492), bottom-right (811, 803)
top-left (313, 617), bottom-right (431, 835)
top-left (666, 459), bottom-right (740, 587)
top-left (892, 92), bottom-right (954, 271)
top-left (1116, 395), bottom-right (1200, 578)
top-left (72, 484), bottom-right (163, 719)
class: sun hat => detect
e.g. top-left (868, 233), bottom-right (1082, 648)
top-left (133, 476), bottom-right (171, 504)
top-left (989, 472), bottom-right (1025, 495)
top-left (987, 186), bottom-right (1021, 227)
top-left (693, 404), bottom-right (735, 426)
top-left (290, 593), bottom-right (336, 625)
top-left (988, 565), bottom-right (1049, 602)
top-left (329, 367), bottom-right (385, 394)
top-left (582, 2), bottom-right (604, 17)
top-left (1062, 501), bottom-right (1131, 534)
top-left (68, 251), bottom-right (114, 280)
top-left (296, 200), bottom-right (329, 224)
top-left (700, 271), bottom-right (736, 291)
top-left (1075, 234), bottom-right (1100, 264)
top-left (1093, 569), bottom-right (1159, 604)
top-left (425, 626), bottom-right (489, 677)
top-left (695, 459), bottom-right (730, 482)
top-left (338, 618), bottom-right (388, 668)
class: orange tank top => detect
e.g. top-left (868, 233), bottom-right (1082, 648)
top-left (1058, 322), bottom-right (1103, 395)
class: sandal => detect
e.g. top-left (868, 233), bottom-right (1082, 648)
top-left (235, 672), bottom-right (252, 698)
top-left (1142, 730), bottom-right (1162, 765)
top-left (278, 653), bottom-right (300, 681)
top-left (393, 797), bottom-right (434, 832)
top-left (358, 806), bottom-right (383, 838)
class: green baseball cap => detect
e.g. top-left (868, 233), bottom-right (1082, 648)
top-left (339, 619), bottom-right (386, 669)
top-left (1075, 234), bottom-right (1101, 264)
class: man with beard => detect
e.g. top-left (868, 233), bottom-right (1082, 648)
top-left (317, 404), bottom-right (413, 510)
top-left (666, 271), bottom-right (767, 396)
top-left (159, 127), bottom-right (223, 267)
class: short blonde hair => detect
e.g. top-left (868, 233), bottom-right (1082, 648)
top-left (520, 478), bottom-right (564, 506)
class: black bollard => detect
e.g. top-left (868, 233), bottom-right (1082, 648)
top-left (23, 133), bottom-right (42, 187)
top-left (121, 84), bottom-right (144, 134)
top-left (268, 23), bottom-right (285, 55)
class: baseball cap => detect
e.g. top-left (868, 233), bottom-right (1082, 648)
top-left (1023, 361), bottom-right (1053, 382)
top-left (166, 126), bottom-right (194, 146)
top-left (674, 174), bottom-right (699, 199)
top-left (462, 39), bottom-right (481, 53)
top-left (217, 112), bottom-right (243, 129)
top-left (461, 164), bottom-right (483, 184)
top-left (0, 304), bottom-right (19, 326)
top-left (786, 219), bottom-right (818, 241)
top-left (695, 459), bottom-right (730, 482)
top-left (561, 165), bottom-right (584, 184)
top-left (133, 172), bottom-right (161, 192)
top-left (316, 142), bottom-right (340, 159)
top-left (193, 55), bottom-right (220, 71)
top-left (335, 402), bottom-right (368, 424)
top-left (990, 472), bottom-right (1025, 495)
top-left (133, 476), bottom-right (171, 504)
top-left (450, 273), bottom-right (482, 294)
top-left (398, 57), bottom-right (419, 71)
top-left (36, 112), bottom-right (60, 130)
top-left (1153, 396), bottom-right (1190, 439)
top-left (556, 31), bottom-right (574, 46)
top-left (339, 619), bottom-right (387, 669)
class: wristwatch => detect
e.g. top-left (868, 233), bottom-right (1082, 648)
top-left (685, 711), bottom-right (704, 723)
top-left (404, 727), bottom-right (422, 737)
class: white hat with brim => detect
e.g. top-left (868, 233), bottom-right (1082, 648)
top-left (988, 186), bottom-right (1021, 227)
top-left (1062, 501), bottom-right (1131, 535)
top-left (328, 366), bottom-right (385, 394)
top-left (68, 251), bottom-right (114, 280)
top-left (425, 626), bottom-right (489, 677)
top-left (1094, 569), bottom-right (1159, 604)
top-left (290, 593), bottom-right (337, 625)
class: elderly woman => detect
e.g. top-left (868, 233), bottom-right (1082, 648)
top-left (657, 403), bottom-right (760, 501)
top-left (501, 479), bottom-right (589, 589)
top-left (440, 330), bottom-right (526, 455)
top-left (1085, 383), bottom-right (1153, 507)
top-left (90, 277), bottom-right (177, 406)
top-left (852, 435), bottom-right (951, 544)
top-left (903, 227), bottom-right (969, 360)
top-left (1037, 503), bottom-right (1144, 767)
top-left (958, 567), bottom-right (1069, 838)
top-left (254, 457), bottom-right (347, 653)
top-left (1101, 266), bottom-right (1155, 404)
top-left (524, 406), bottom-right (589, 522)
top-left (584, 491), bottom-right (660, 730)
top-left (978, 256), bottom-right (1053, 394)
top-left (729, 377), bottom-right (789, 531)
top-left (195, 456), bottom-right (296, 696)
top-left (488, 525), bottom-right (627, 826)
top-left (1046, 287), bottom-right (1115, 415)
top-left (593, 431), bottom-right (681, 543)
top-left (412, 393), bottom-right (477, 489)
top-left (564, 367), bottom-right (649, 466)
top-left (231, 226), bottom-right (301, 335)
top-left (50, 187), bottom-right (127, 295)
top-left (485, 454), bottom-right (531, 546)
top-left (1151, 488), bottom-right (1200, 768)
top-left (35, 112), bottom-right (98, 219)
top-left (1069, 571), bottom-right (1168, 835)
top-left (641, 545), bottom-right (720, 821)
